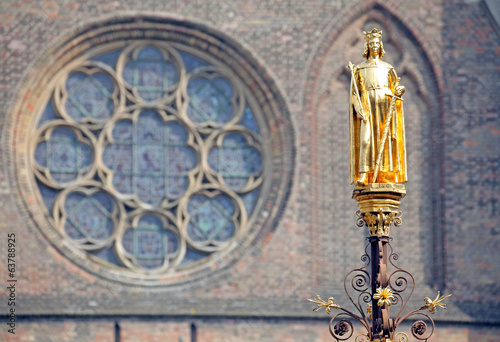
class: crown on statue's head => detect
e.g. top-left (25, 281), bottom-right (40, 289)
top-left (363, 28), bottom-right (383, 41)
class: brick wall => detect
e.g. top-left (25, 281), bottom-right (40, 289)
top-left (0, 0), bottom-right (499, 341)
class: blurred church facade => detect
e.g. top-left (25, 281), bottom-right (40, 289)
top-left (1, 0), bottom-right (499, 341)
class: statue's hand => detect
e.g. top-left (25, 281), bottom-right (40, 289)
top-left (354, 105), bottom-right (367, 123)
top-left (395, 85), bottom-right (405, 97)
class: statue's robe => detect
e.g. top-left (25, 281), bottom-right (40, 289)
top-left (349, 59), bottom-right (407, 184)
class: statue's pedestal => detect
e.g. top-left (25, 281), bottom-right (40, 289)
top-left (352, 183), bottom-right (406, 236)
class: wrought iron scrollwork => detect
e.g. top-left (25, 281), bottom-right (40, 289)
top-left (309, 242), bottom-right (373, 341)
top-left (329, 315), bottom-right (355, 341)
top-left (309, 239), bottom-right (450, 342)
top-left (387, 242), bottom-right (439, 342)
top-left (409, 314), bottom-right (435, 341)
top-left (354, 334), bottom-right (370, 342)
top-left (343, 243), bottom-right (372, 328)
top-left (394, 332), bottom-right (409, 342)
top-left (356, 210), bottom-right (365, 228)
top-left (393, 210), bottom-right (403, 227)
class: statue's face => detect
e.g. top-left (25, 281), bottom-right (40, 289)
top-left (368, 38), bottom-right (381, 55)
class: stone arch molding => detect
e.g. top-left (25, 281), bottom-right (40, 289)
top-left (306, 7), bottom-right (443, 289)
top-left (7, 15), bottom-right (295, 286)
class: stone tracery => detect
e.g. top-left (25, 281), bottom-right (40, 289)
top-left (30, 41), bottom-right (267, 274)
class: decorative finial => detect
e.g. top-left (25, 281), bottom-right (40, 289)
top-left (307, 295), bottom-right (341, 314)
top-left (420, 292), bottom-right (452, 314)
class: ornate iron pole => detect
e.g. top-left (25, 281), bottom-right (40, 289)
top-left (308, 29), bottom-right (450, 342)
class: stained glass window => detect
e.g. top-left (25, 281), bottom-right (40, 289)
top-left (31, 41), bottom-right (267, 274)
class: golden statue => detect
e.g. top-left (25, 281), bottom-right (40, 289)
top-left (348, 28), bottom-right (407, 186)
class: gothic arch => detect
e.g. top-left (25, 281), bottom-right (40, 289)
top-left (304, 5), bottom-right (445, 291)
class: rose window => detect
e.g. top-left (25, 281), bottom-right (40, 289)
top-left (30, 41), bottom-right (271, 276)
